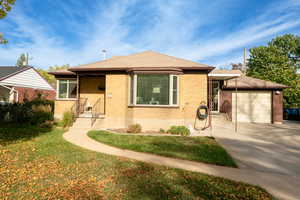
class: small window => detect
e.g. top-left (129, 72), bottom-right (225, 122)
top-left (58, 80), bottom-right (68, 98)
top-left (57, 79), bottom-right (77, 99)
top-left (130, 74), bottom-right (179, 106)
top-left (69, 80), bottom-right (77, 99)
top-left (172, 75), bottom-right (178, 105)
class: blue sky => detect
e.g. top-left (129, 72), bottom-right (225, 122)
top-left (0, 0), bottom-right (300, 69)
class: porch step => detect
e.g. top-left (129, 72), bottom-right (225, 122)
top-left (70, 115), bottom-right (106, 131)
top-left (79, 111), bottom-right (92, 118)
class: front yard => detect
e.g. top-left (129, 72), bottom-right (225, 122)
top-left (0, 125), bottom-right (272, 199)
top-left (88, 130), bottom-right (237, 167)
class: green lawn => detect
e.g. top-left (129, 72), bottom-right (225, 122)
top-left (88, 131), bottom-right (237, 167)
top-left (0, 125), bottom-right (273, 200)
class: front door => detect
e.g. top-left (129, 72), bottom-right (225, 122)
top-left (212, 81), bottom-right (219, 112)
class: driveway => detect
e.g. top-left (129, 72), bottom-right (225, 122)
top-left (212, 120), bottom-right (300, 176)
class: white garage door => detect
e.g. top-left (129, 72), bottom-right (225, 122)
top-left (232, 91), bottom-right (272, 123)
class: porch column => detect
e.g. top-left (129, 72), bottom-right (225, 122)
top-left (76, 74), bottom-right (80, 115)
top-left (208, 76), bottom-right (212, 130)
top-left (76, 74), bottom-right (79, 100)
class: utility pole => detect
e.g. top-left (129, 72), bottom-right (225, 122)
top-left (243, 48), bottom-right (246, 66)
top-left (26, 52), bottom-right (29, 65)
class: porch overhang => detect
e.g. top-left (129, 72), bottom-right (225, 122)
top-left (208, 73), bottom-right (241, 80)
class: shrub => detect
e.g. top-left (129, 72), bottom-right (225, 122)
top-left (61, 111), bottom-right (74, 128)
top-left (0, 98), bottom-right (54, 125)
top-left (159, 128), bottom-right (165, 133)
top-left (39, 120), bottom-right (54, 128)
top-left (30, 111), bottom-right (54, 125)
top-left (127, 124), bottom-right (142, 133)
top-left (167, 126), bottom-right (190, 136)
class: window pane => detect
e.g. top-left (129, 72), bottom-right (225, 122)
top-left (137, 74), bottom-right (169, 105)
top-left (58, 80), bottom-right (68, 98)
top-left (172, 76), bottom-right (178, 105)
top-left (130, 75), bottom-right (134, 104)
top-left (69, 81), bottom-right (77, 99)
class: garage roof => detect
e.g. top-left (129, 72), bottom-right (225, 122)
top-left (224, 75), bottom-right (289, 89)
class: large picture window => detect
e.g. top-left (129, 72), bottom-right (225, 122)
top-left (57, 79), bottom-right (77, 99)
top-left (130, 74), bottom-right (179, 106)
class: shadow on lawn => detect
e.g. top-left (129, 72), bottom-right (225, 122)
top-left (113, 161), bottom-right (272, 200)
top-left (0, 123), bottom-right (52, 146)
top-left (149, 139), bottom-right (237, 167)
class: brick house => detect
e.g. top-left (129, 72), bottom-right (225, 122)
top-left (49, 51), bottom-right (287, 130)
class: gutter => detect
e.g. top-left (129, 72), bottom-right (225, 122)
top-left (68, 66), bottom-right (215, 72)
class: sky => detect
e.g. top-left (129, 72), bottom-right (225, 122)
top-left (0, 0), bottom-right (300, 69)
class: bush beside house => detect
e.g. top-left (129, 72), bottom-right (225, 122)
top-left (0, 98), bottom-right (54, 126)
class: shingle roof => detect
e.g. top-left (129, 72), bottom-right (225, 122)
top-left (48, 69), bottom-right (75, 75)
top-left (224, 75), bottom-right (289, 89)
top-left (0, 66), bottom-right (31, 80)
top-left (68, 51), bottom-right (213, 72)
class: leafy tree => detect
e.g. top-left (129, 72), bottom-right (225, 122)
top-left (37, 69), bottom-right (56, 87)
top-left (247, 34), bottom-right (300, 108)
top-left (0, 0), bottom-right (16, 18)
top-left (0, 32), bottom-right (7, 44)
top-left (38, 64), bottom-right (70, 87)
top-left (49, 64), bottom-right (69, 72)
top-left (0, 0), bottom-right (16, 44)
top-left (16, 53), bottom-right (27, 67)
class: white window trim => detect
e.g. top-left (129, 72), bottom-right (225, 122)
top-left (129, 74), bottom-right (179, 107)
top-left (56, 79), bottom-right (77, 100)
top-left (170, 74), bottom-right (179, 106)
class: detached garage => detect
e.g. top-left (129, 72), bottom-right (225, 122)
top-left (209, 70), bottom-right (288, 124)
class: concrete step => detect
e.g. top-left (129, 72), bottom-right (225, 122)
top-left (71, 117), bottom-right (105, 129)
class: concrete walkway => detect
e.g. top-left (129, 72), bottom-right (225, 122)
top-left (64, 128), bottom-right (300, 200)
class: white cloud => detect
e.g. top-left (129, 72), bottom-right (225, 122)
top-left (0, 0), bottom-right (300, 69)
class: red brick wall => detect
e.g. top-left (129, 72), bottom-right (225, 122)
top-left (14, 87), bottom-right (56, 102)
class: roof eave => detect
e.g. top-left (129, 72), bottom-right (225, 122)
top-left (68, 66), bottom-right (215, 72)
top-left (223, 86), bottom-right (289, 90)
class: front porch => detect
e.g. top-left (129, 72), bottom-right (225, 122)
top-left (55, 73), bottom-right (106, 126)
top-left (74, 75), bottom-right (106, 120)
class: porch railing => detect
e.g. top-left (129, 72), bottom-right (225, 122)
top-left (91, 98), bottom-right (101, 127)
top-left (71, 97), bottom-right (88, 119)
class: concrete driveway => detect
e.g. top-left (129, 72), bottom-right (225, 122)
top-left (211, 120), bottom-right (300, 176)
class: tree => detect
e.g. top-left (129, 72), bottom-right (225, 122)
top-left (0, 0), bottom-right (16, 19)
top-left (0, 33), bottom-right (7, 44)
top-left (49, 64), bottom-right (69, 72)
top-left (16, 53), bottom-right (27, 67)
top-left (247, 34), bottom-right (300, 108)
top-left (0, 0), bottom-right (16, 44)
top-left (38, 64), bottom-right (70, 87)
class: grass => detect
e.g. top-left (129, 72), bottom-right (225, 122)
top-left (88, 130), bottom-right (237, 167)
top-left (0, 124), bottom-right (273, 200)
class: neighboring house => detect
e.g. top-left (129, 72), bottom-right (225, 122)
top-left (0, 66), bottom-right (55, 103)
top-left (49, 51), bottom-right (287, 130)
top-left (209, 69), bottom-right (288, 124)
